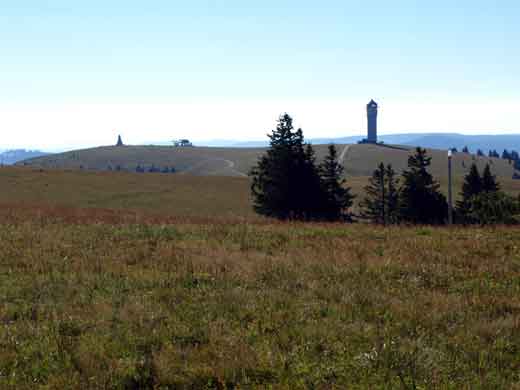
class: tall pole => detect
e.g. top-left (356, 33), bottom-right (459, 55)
top-left (381, 167), bottom-right (386, 226)
top-left (448, 150), bottom-right (453, 225)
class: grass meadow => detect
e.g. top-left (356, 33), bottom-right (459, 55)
top-left (1, 167), bottom-right (520, 388)
top-left (1, 212), bottom-right (520, 389)
top-left (1, 166), bottom-right (519, 218)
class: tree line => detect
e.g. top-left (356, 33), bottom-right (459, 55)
top-left (461, 146), bottom-right (520, 172)
top-left (251, 114), bottom-right (520, 225)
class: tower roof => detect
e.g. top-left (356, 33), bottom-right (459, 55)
top-left (367, 99), bottom-right (378, 108)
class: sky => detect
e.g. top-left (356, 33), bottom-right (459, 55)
top-left (0, 0), bottom-right (519, 150)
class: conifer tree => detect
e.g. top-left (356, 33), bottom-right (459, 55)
top-left (251, 114), bottom-right (326, 220)
top-left (360, 163), bottom-right (399, 224)
top-left (462, 146), bottom-right (470, 153)
top-left (251, 114), bottom-right (300, 219)
top-left (456, 163), bottom-right (482, 222)
top-left (482, 164), bottom-right (500, 193)
top-left (299, 143), bottom-right (327, 219)
top-left (360, 163), bottom-right (386, 224)
top-left (399, 147), bottom-right (447, 224)
top-left (319, 144), bottom-right (354, 221)
top-left (468, 191), bottom-right (520, 225)
top-left (385, 164), bottom-right (400, 224)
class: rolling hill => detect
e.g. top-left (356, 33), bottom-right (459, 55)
top-left (17, 143), bottom-right (518, 180)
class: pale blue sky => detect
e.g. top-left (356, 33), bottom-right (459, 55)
top-left (1, 1), bottom-right (519, 149)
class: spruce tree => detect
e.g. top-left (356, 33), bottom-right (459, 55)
top-left (468, 192), bottom-right (520, 225)
top-left (456, 163), bottom-right (482, 222)
top-left (482, 164), bottom-right (500, 193)
top-left (319, 144), bottom-right (354, 221)
top-left (251, 114), bottom-right (325, 220)
top-left (299, 143), bottom-right (327, 219)
top-left (360, 163), bottom-right (386, 224)
top-left (251, 114), bottom-right (299, 219)
top-left (360, 163), bottom-right (399, 225)
top-left (399, 147), bottom-right (447, 224)
top-left (385, 164), bottom-right (400, 224)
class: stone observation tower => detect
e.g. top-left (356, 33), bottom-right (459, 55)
top-left (366, 99), bottom-right (378, 143)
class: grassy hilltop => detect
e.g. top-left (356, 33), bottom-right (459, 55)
top-left (18, 143), bottom-right (518, 179)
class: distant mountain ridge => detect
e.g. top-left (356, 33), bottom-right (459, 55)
top-left (197, 133), bottom-right (520, 152)
top-left (1, 149), bottom-right (51, 165)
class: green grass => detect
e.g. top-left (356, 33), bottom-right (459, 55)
top-left (1, 166), bottom-right (520, 388)
top-left (1, 216), bottom-right (520, 388)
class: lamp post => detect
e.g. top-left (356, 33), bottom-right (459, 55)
top-left (448, 149), bottom-right (453, 225)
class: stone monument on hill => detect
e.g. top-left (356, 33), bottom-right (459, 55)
top-left (116, 135), bottom-right (124, 147)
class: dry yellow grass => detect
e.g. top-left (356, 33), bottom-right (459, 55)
top-left (0, 167), bottom-right (255, 219)
top-left (1, 167), bottom-right (518, 222)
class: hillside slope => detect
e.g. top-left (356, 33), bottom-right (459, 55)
top-left (18, 146), bottom-right (262, 177)
top-left (2, 167), bottom-right (519, 221)
top-left (343, 143), bottom-right (516, 178)
top-left (18, 143), bottom-right (517, 180)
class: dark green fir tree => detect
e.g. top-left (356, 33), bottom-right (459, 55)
top-left (360, 163), bottom-right (399, 225)
top-left (360, 163), bottom-right (386, 224)
top-left (456, 163), bottom-right (482, 222)
top-left (399, 147), bottom-right (447, 224)
top-left (250, 114), bottom-right (325, 220)
top-left (319, 144), bottom-right (354, 221)
top-left (385, 164), bottom-right (400, 224)
top-left (481, 164), bottom-right (500, 193)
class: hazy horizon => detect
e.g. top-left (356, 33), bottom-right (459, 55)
top-left (1, 1), bottom-right (519, 150)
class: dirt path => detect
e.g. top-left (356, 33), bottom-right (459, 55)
top-left (338, 144), bottom-right (351, 165)
top-left (220, 159), bottom-right (248, 177)
top-left (181, 158), bottom-right (247, 177)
